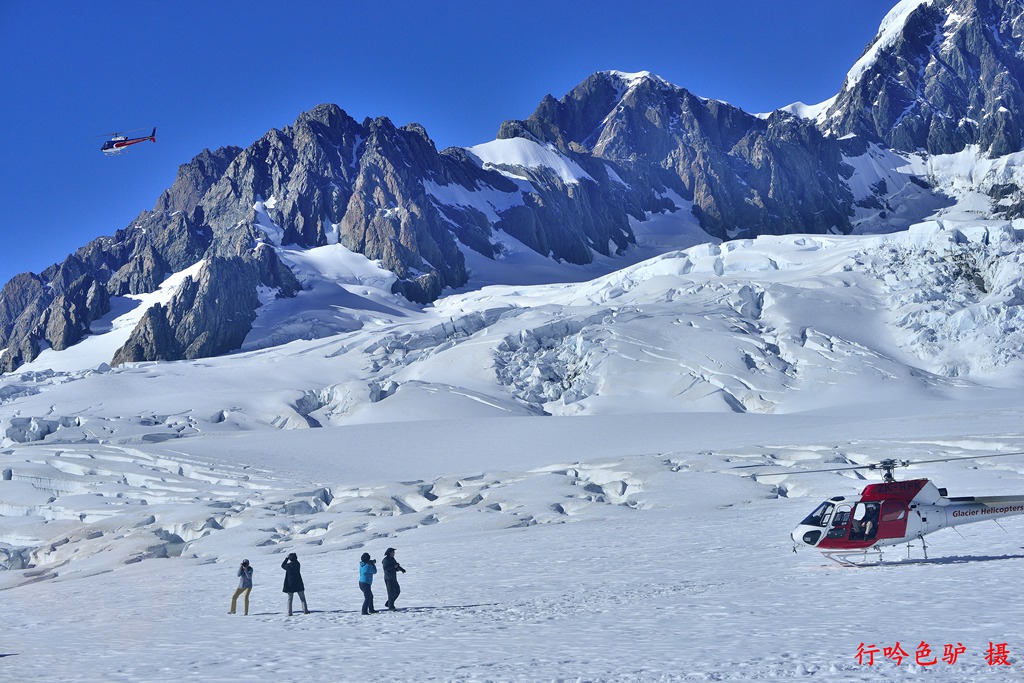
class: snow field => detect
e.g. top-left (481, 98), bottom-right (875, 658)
top-left (5, 404), bottom-right (1024, 680)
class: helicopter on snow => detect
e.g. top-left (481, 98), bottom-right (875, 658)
top-left (101, 127), bottom-right (156, 155)
top-left (779, 454), bottom-right (1024, 565)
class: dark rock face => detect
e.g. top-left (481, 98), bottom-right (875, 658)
top-left (111, 256), bottom-right (262, 365)
top-left (0, 273), bottom-right (46, 348)
top-left (477, 141), bottom-right (641, 264)
top-left (0, 143), bottom-right (299, 371)
top-left (0, 273), bottom-right (48, 372)
top-left (0, 266), bottom-right (111, 373)
top-left (0, 203), bottom-right (215, 370)
top-left (109, 304), bottom-right (179, 365)
top-left (823, 0), bottom-right (1024, 156)
top-left (154, 146), bottom-right (243, 215)
top-left (44, 275), bottom-right (109, 352)
top-left (335, 116), bottom-right (468, 303)
top-left (196, 106), bottom-right (361, 253)
top-left (502, 72), bottom-right (854, 240)
top-left (195, 105), bottom-right (472, 303)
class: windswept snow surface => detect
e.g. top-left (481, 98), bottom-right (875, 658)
top-left (466, 138), bottom-right (595, 185)
top-left (4, 220), bottom-right (1024, 681)
top-left (776, 97), bottom-right (836, 120)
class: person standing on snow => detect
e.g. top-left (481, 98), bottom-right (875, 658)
top-left (281, 552), bottom-right (310, 616)
top-left (382, 547), bottom-right (406, 611)
top-left (359, 552), bottom-right (377, 615)
top-left (229, 559), bottom-right (253, 615)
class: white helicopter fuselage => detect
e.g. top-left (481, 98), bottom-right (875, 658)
top-left (791, 478), bottom-right (1024, 557)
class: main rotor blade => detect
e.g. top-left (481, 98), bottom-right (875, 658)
top-left (899, 451), bottom-right (1024, 467)
top-left (736, 450), bottom-right (1024, 478)
top-left (96, 127), bottom-right (150, 137)
top-left (740, 463), bottom-right (869, 477)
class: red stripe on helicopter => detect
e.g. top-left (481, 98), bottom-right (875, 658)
top-left (814, 537), bottom-right (877, 550)
top-left (858, 478), bottom-right (928, 502)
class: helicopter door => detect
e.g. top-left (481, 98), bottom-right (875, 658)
top-left (825, 503), bottom-right (852, 539)
top-left (876, 500), bottom-right (909, 539)
top-left (849, 502), bottom-right (880, 541)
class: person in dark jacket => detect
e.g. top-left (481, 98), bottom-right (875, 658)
top-left (382, 547), bottom-right (407, 611)
top-left (230, 559), bottom-right (253, 615)
top-left (358, 552), bottom-right (377, 615)
top-left (281, 552), bottom-right (309, 616)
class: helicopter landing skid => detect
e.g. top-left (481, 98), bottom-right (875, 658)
top-left (822, 550), bottom-right (882, 567)
top-left (823, 538), bottom-right (930, 567)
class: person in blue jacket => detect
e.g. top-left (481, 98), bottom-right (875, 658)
top-left (358, 552), bottom-right (377, 615)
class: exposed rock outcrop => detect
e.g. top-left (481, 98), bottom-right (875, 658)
top-left (500, 71), bottom-right (854, 241)
top-left (112, 255), bottom-right (261, 365)
top-left (0, 267), bottom-right (111, 372)
top-left (822, 0), bottom-right (1024, 156)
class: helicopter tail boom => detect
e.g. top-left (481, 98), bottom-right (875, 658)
top-left (944, 495), bottom-right (1024, 527)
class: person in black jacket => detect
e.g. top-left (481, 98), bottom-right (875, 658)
top-left (382, 547), bottom-right (406, 611)
top-left (281, 552), bottom-right (309, 616)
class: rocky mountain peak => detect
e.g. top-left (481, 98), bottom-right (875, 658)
top-left (295, 102), bottom-right (352, 130)
top-left (498, 67), bottom-right (853, 242)
top-left (822, 0), bottom-right (1024, 155)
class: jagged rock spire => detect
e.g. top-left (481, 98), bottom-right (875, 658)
top-left (822, 0), bottom-right (1024, 156)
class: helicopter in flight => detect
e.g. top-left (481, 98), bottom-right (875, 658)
top-left (101, 127), bottom-right (156, 156)
top-left (779, 453), bottom-right (1024, 565)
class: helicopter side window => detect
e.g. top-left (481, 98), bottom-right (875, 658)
top-left (881, 501), bottom-right (907, 522)
top-left (800, 502), bottom-right (835, 527)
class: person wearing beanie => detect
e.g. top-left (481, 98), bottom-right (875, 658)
top-left (382, 547), bottom-right (407, 611)
top-left (229, 559), bottom-right (253, 615)
top-left (358, 552), bottom-right (377, 615)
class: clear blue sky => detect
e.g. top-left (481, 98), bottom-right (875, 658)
top-left (0, 0), bottom-right (898, 286)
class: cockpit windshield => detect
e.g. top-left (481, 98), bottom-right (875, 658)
top-left (800, 501), bottom-right (835, 527)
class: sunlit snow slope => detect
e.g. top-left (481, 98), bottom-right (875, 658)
top-left (5, 220), bottom-right (1024, 438)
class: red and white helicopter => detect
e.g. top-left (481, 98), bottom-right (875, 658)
top-left (101, 127), bottom-right (156, 156)
top-left (783, 454), bottom-right (1024, 565)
